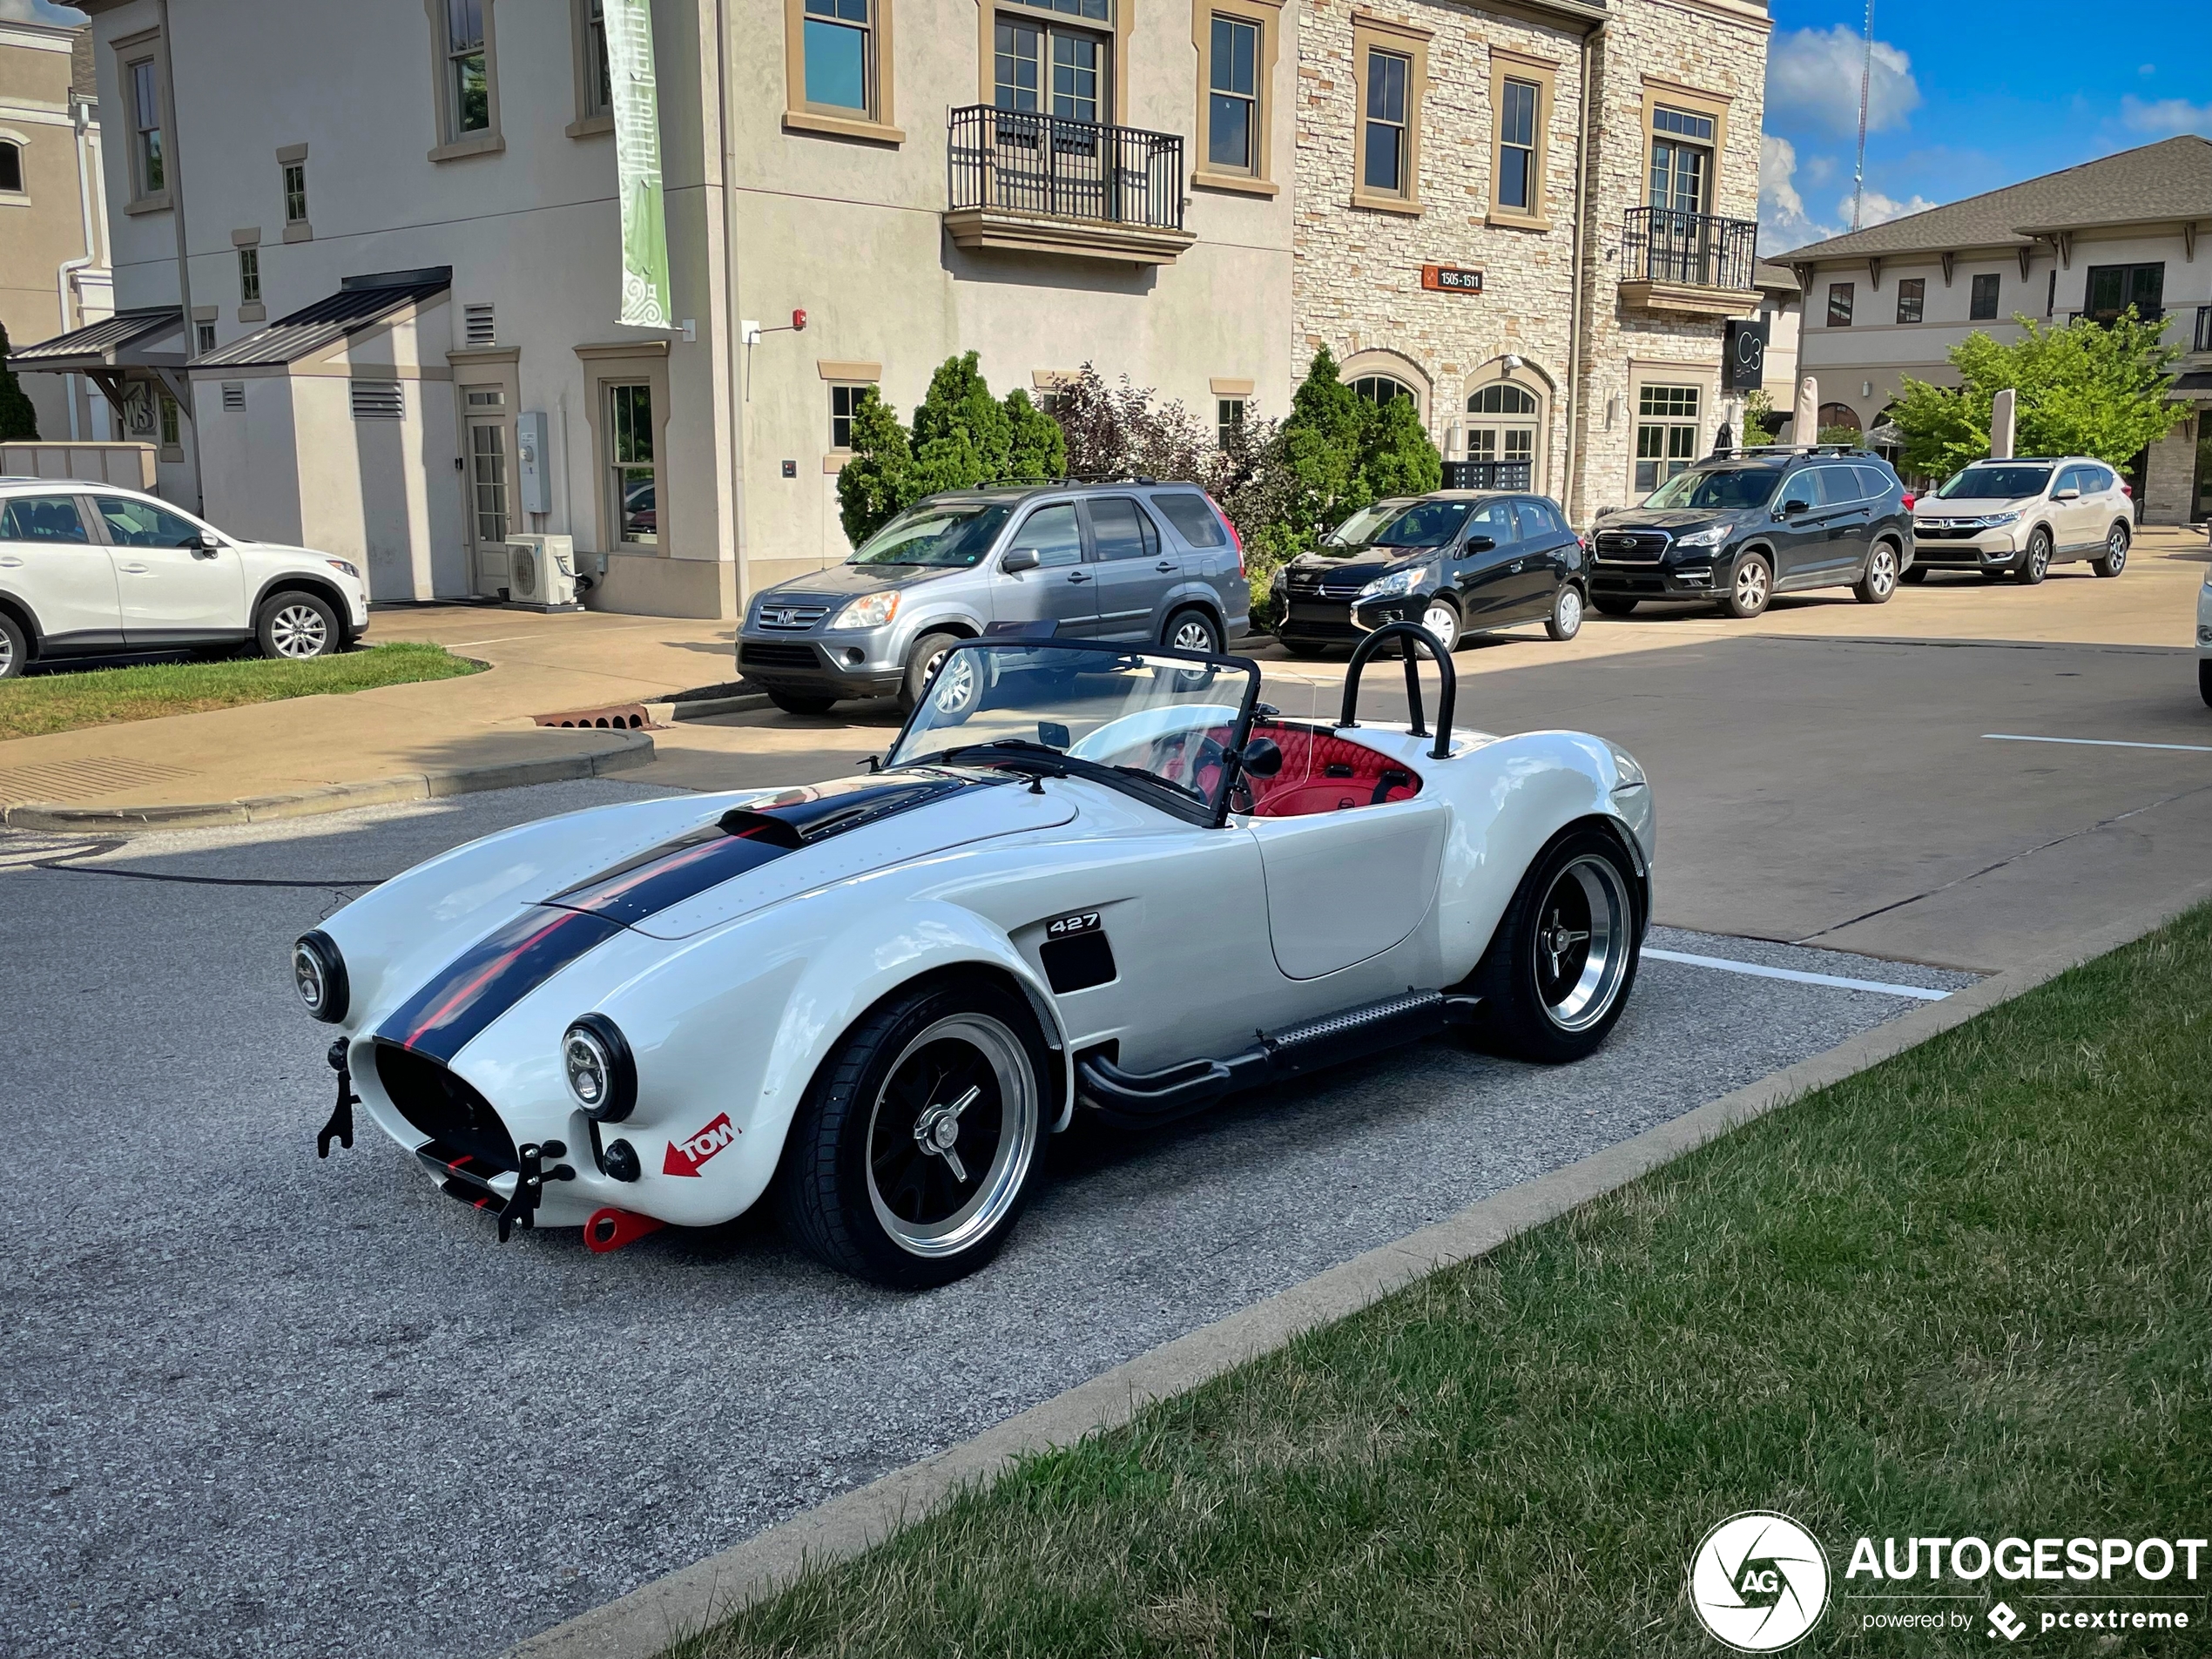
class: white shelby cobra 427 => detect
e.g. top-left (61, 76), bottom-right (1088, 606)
top-left (295, 626), bottom-right (1655, 1286)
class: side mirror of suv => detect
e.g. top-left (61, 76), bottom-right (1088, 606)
top-left (192, 529), bottom-right (223, 556)
top-left (2052, 487), bottom-right (2080, 502)
top-left (1780, 496), bottom-right (1811, 517)
top-left (1464, 534), bottom-right (1495, 553)
top-left (1001, 547), bottom-right (1041, 573)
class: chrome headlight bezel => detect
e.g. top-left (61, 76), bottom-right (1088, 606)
top-left (1974, 511), bottom-right (2021, 529)
top-left (1672, 523), bottom-right (1730, 549)
top-left (562, 1013), bottom-right (637, 1123)
top-left (831, 590), bottom-right (901, 631)
top-left (1356, 567), bottom-right (1420, 602)
top-left (293, 931), bottom-right (348, 1024)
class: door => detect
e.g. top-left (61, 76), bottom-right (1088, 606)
top-left (89, 493), bottom-right (246, 639)
top-left (462, 384), bottom-right (512, 588)
top-left (1080, 496), bottom-right (1173, 642)
top-left (2050, 465), bottom-right (2098, 550)
top-left (1766, 468), bottom-right (1831, 587)
top-left (1494, 498), bottom-right (1567, 620)
top-left (0, 493), bottom-right (123, 646)
top-left (1807, 464), bottom-right (1872, 582)
top-left (1447, 498), bottom-right (1521, 621)
top-left (992, 12), bottom-right (1110, 218)
top-left (994, 501), bottom-right (1100, 637)
top-left (1251, 795), bottom-right (1450, 979)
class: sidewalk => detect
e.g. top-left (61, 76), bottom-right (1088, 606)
top-left (0, 605), bottom-right (740, 830)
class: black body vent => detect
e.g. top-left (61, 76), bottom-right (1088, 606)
top-left (1041, 930), bottom-right (1117, 994)
top-left (374, 1042), bottom-right (519, 1172)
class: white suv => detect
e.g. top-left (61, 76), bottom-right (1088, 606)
top-left (0, 480), bottom-right (370, 679)
top-left (1909, 456), bottom-right (2133, 585)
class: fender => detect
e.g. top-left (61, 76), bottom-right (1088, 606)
top-left (1152, 581), bottom-right (1229, 639)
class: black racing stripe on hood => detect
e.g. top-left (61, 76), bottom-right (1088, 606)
top-left (376, 770), bottom-right (1007, 1062)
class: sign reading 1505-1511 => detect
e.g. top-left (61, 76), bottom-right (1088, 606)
top-left (1421, 265), bottom-right (1484, 293)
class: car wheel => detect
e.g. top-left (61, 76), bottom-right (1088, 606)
top-left (0, 611), bottom-right (25, 679)
top-left (1854, 541), bottom-right (1899, 604)
top-left (1163, 608), bottom-right (1222, 655)
top-left (1280, 640), bottom-right (1332, 658)
top-left (255, 590), bottom-right (340, 661)
top-left (1545, 583), bottom-right (1584, 641)
top-left (776, 977), bottom-right (1049, 1288)
top-left (1901, 565), bottom-right (1928, 583)
top-left (1592, 596), bottom-right (1640, 617)
top-left (1467, 825), bottom-right (1642, 1064)
top-left (2015, 529), bottom-right (2052, 585)
top-left (766, 689), bottom-right (838, 717)
top-left (899, 631), bottom-right (976, 717)
top-left (2092, 523), bottom-right (2129, 578)
top-left (1419, 597), bottom-right (1460, 652)
top-left (1723, 554), bottom-right (1771, 619)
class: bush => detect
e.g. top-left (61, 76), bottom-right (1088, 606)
top-left (1740, 391), bottom-right (1779, 447)
top-left (0, 322), bottom-right (39, 443)
top-left (834, 354), bottom-right (1067, 546)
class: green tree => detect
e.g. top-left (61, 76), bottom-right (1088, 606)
top-left (1276, 347), bottom-right (1368, 543)
top-left (1359, 391), bottom-right (1444, 500)
top-left (1740, 390), bottom-right (1778, 446)
top-left (1892, 312), bottom-right (2181, 480)
top-left (1001, 387), bottom-right (1067, 486)
top-left (834, 387), bottom-right (916, 547)
top-left (0, 322), bottom-right (40, 443)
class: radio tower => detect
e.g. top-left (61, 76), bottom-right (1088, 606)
top-left (1850, 0), bottom-right (1873, 230)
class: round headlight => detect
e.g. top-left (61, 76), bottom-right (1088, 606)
top-left (293, 931), bottom-right (348, 1024)
top-left (562, 1013), bottom-right (636, 1122)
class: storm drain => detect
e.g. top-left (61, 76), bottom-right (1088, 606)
top-left (0, 756), bottom-right (199, 804)
top-left (532, 703), bottom-right (655, 731)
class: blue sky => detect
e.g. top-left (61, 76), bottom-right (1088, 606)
top-left (1760, 0), bottom-right (2212, 253)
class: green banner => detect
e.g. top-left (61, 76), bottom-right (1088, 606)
top-left (607, 0), bottom-right (671, 330)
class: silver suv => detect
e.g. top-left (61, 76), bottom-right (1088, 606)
top-left (738, 482), bottom-right (1249, 714)
top-left (1911, 456), bottom-right (2134, 584)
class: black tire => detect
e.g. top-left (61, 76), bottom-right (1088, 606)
top-left (1723, 553), bottom-right (1772, 619)
top-left (1280, 639), bottom-right (1332, 658)
top-left (775, 977), bottom-right (1049, 1289)
top-left (2092, 522), bottom-right (2129, 578)
top-left (1854, 539), bottom-right (1900, 604)
top-left (255, 590), bottom-right (341, 661)
top-left (766, 688), bottom-right (838, 716)
top-left (1901, 565), bottom-right (1928, 583)
top-left (0, 611), bottom-right (26, 679)
top-left (1465, 825), bottom-right (1642, 1063)
top-left (2014, 529), bottom-right (2052, 585)
top-left (900, 630), bottom-right (979, 717)
top-left (1163, 607), bottom-right (1222, 656)
top-left (1592, 595), bottom-right (1639, 617)
top-left (1545, 583), bottom-right (1585, 641)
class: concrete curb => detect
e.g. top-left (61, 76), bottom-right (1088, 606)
top-left (0, 731), bottom-right (656, 833)
top-left (505, 875), bottom-right (2212, 1659)
top-left (643, 693), bottom-right (771, 724)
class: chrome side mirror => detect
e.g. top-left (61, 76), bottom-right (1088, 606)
top-left (1001, 547), bottom-right (1041, 573)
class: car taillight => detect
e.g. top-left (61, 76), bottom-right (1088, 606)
top-left (2122, 482), bottom-right (2134, 497)
top-left (1900, 491), bottom-right (1915, 510)
top-left (1205, 491), bottom-right (1245, 577)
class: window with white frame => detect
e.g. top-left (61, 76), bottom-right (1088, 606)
top-left (1494, 78), bottom-right (1538, 212)
top-left (829, 383), bottom-right (869, 450)
top-left (128, 57), bottom-right (165, 198)
top-left (1217, 396), bottom-right (1246, 448)
top-left (446, 0), bottom-right (491, 137)
top-left (583, 0), bottom-right (612, 117)
top-left (1634, 384), bottom-right (1699, 492)
top-left (1207, 15), bottom-right (1259, 173)
top-left (804, 0), bottom-right (876, 114)
top-left (1361, 48), bottom-right (1410, 195)
top-left (196, 322), bottom-right (217, 355)
top-left (238, 246), bottom-right (260, 307)
top-left (608, 382), bottom-right (657, 545)
top-left (283, 161), bottom-right (307, 224)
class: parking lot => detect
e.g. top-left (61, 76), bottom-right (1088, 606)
top-left (6, 549), bottom-right (2209, 1659)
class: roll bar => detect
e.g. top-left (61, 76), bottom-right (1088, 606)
top-left (1336, 622), bottom-right (1455, 760)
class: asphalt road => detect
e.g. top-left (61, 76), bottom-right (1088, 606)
top-left (0, 779), bottom-right (1974, 1659)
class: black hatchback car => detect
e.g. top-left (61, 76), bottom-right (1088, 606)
top-left (1271, 492), bottom-right (1589, 655)
top-left (1588, 447), bottom-right (1914, 619)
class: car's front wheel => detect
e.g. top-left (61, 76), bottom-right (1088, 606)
top-left (766, 689), bottom-right (838, 716)
top-left (900, 631), bottom-right (980, 718)
top-left (2092, 523), bottom-right (2129, 578)
top-left (1901, 565), bottom-right (1929, 583)
top-left (1419, 597), bottom-right (1460, 652)
top-left (1466, 826), bottom-right (1641, 1063)
top-left (1545, 583), bottom-right (1584, 641)
top-left (1855, 540), bottom-right (1899, 604)
top-left (256, 590), bottom-right (341, 661)
top-left (0, 611), bottom-right (26, 679)
top-left (2015, 529), bottom-right (2052, 585)
top-left (777, 977), bottom-right (1049, 1288)
top-left (1723, 554), bottom-right (1772, 619)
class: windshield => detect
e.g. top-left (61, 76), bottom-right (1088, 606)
top-left (1936, 465), bottom-right (2053, 502)
top-left (848, 502), bottom-right (1013, 568)
top-left (1320, 498), bottom-right (1472, 555)
top-left (887, 641), bottom-right (1259, 818)
top-left (1643, 468), bottom-right (1780, 510)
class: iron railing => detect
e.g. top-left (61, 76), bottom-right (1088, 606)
top-left (1441, 459), bottom-right (1534, 491)
top-left (1620, 206), bottom-right (1757, 292)
top-left (948, 104), bottom-right (1184, 233)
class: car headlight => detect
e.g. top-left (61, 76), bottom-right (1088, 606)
top-left (562, 1014), bottom-right (637, 1122)
top-left (1973, 512), bottom-right (2020, 529)
top-left (831, 590), bottom-right (900, 630)
top-left (1673, 524), bottom-right (1729, 549)
top-left (325, 557), bottom-right (361, 580)
top-left (293, 931), bottom-right (348, 1024)
top-left (1356, 568), bottom-right (1420, 601)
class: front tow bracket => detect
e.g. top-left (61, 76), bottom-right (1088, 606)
top-left (497, 1142), bottom-right (577, 1243)
top-left (316, 1038), bottom-right (358, 1158)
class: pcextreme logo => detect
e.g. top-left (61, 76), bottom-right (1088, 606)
top-left (1688, 1512), bottom-right (1832, 1652)
top-left (662, 1111), bottom-right (738, 1177)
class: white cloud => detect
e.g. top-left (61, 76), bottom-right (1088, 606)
top-left (1845, 188), bottom-right (1940, 229)
top-left (0, 0), bottom-right (88, 21)
top-left (1767, 25), bottom-right (1921, 140)
top-left (1759, 134), bottom-right (1841, 253)
top-left (2121, 95), bottom-right (2212, 138)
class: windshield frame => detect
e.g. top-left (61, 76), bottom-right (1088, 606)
top-left (845, 498), bottom-right (1016, 569)
top-left (1934, 464), bottom-right (2054, 502)
top-left (884, 637), bottom-right (1264, 827)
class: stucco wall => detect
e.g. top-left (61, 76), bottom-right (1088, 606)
top-left (0, 23), bottom-right (105, 444)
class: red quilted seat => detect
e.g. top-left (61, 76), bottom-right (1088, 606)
top-left (1245, 721), bottom-right (1421, 818)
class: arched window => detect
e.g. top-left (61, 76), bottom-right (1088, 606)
top-left (1352, 374), bottom-right (1415, 408)
top-left (0, 140), bottom-right (24, 196)
top-left (1466, 383), bottom-right (1537, 415)
top-left (1463, 378), bottom-right (1542, 485)
top-left (1817, 401), bottom-right (1862, 435)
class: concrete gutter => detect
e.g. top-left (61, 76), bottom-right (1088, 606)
top-left (503, 874), bottom-right (2212, 1659)
top-left (0, 731), bottom-right (656, 833)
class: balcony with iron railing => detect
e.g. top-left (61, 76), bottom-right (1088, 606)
top-left (944, 104), bottom-right (1197, 266)
top-left (2067, 306), bottom-right (2168, 328)
top-left (1617, 206), bottom-right (1760, 318)
top-left (1440, 459), bottom-right (1534, 491)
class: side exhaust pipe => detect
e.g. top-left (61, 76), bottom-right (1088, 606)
top-left (584, 1206), bottom-right (666, 1253)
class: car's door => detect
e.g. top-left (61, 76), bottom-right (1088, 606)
top-left (0, 492), bottom-right (125, 647)
top-left (1766, 468), bottom-right (1831, 587)
top-left (90, 493), bottom-right (246, 640)
top-left (2049, 465), bottom-right (2099, 550)
top-left (1080, 496), bottom-right (1172, 642)
top-left (1447, 498), bottom-right (1521, 622)
top-left (992, 500), bottom-right (1101, 638)
top-left (1805, 465), bottom-right (1871, 582)
top-left (1497, 498), bottom-right (1571, 619)
top-left (1250, 792), bottom-right (1451, 979)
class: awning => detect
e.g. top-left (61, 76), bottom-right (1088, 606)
top-left (192, 267), bottom-right (450, 372)
top-left (10, 306), bottom-right (184, 373)
top-left (2172, 371), bottom-right (2212, 400)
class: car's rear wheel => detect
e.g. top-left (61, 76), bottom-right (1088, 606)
top-left (777, 977), bottom-right (1049, 1288)
top-left (1723, 554), bottom-right (1771, 619)
top-left (0, 611), bottom-right (25, 679)
top-left (1280, 639), bottom-right (1332, 658)
top-left (766, 689), bottom-right (838, 716)
top-left (2092, 523), bottom-right (2129, 577)
top-left (256, 590), bottom-right (341, 660)
top-left (1163, 607), bottom-right (1222, 656)
top-left (1545, 583), bottom-right (1584, 641)
top-left (1419, 597), bottom-right (1460, 652)
top-left (1592, 596), bottom-right (1640, 617)
top-left (1854, 540), bottom-right (1899, 604)
top-left (1466, 826), bottom-right (1641, 1063)
top-left (1901, 565), bottom-right (1928, 583)
top-left (900, 630), bottom-right (979, 718)
top-left (2014, 529), bottom-right (2052, 585)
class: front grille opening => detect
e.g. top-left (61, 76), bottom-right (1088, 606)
top-left (374, 1042), bottom-right (520, 1172)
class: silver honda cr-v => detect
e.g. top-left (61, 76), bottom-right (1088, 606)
top-left (737, 481), bottom-right (1250, 714)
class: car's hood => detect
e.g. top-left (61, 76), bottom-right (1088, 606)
top-left (1290, 550), bottom-right (1434, 583)
top-left (1917, 497), bottom-right (2030, 516)
top-left (1595, 509), bottom-right (1737, 533)
top-left (758, 563), bottom-right (966, 601)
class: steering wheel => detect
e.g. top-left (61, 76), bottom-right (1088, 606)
top-left (1144, 731), bottom-right (1230, 800)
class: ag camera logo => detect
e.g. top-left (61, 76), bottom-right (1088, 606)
top-left (1689, 1512), bottom-right (1831, 1651)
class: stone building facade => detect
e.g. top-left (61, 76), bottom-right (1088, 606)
top-left (1292, 0), bottom-right (1771, 521)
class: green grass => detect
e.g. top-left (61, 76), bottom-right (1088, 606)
top-left (0, 643), bottom-right (480, 741)
top-left (671, 908), bottom-right (2212, 1658)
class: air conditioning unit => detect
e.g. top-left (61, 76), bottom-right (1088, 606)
top-left (503, 533), bottom-right (583, 611)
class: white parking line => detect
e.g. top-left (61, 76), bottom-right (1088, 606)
top-left (1984, 732), bottom-right (2212, 754)
top-left (1644, 947), bottom-right (1952, 1001)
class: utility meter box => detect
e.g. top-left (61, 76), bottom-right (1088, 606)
top-left (516, 410), bottom-right (552, 515)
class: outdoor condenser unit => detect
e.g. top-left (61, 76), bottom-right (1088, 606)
top-left (503, 533), bottom-right (582, 611)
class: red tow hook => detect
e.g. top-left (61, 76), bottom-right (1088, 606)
top-left (584, 1207), bottom-right (666, 1253)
